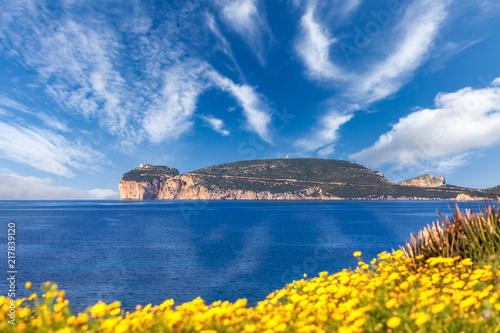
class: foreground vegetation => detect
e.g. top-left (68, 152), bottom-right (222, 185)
top-left (2, 203), bottom-right (500, 332)
top-left (403, 204), bottom-right (500, 264)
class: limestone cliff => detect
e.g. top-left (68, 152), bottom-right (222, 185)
top-left (119, 174), bottom-right (341, 200)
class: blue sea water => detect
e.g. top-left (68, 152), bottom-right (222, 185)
top-left (0, 200), bottom-right (488, 312)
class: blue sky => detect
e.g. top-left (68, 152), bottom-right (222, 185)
top-left (0, 0), bottom-right (500, 199)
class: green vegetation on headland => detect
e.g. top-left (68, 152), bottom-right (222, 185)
top-left (486, 185), bottom-right (500, 196)
top-left (119, 158), bottom-right (499, 200)
top-left (4, 203), bottom-right (500, 332)
top-left (121, 165), bottom-right (179, 182)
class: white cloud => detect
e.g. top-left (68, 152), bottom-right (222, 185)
top-left (0, 95), bottom-right (70, 132)
top-left (296, 111), bottom-right (354, 154)
top-left (0, 172), bottom-right (118, 200)
top-left (141, 61), bottom-right (271, 142)
top-left (295, 6), bottom-right (346, 80)
top-left (142, 61), bottom-right (210, 143)
top-left (207, 13), bottom-right (233, 61)
top-left (342, 0), bottom-right (363, 16)
top-left (0, 121), bottom-right (106, 177)
top-left (218, 0), bottom-right (271, 65)
top-left (351, 79), bottom-right (500, 170)
top-left (200, 115), bottom-right (230, 136)
top-left (207, 70), bottom-right (272, 142)
top-left (354, 0), bottom-right (451, 103)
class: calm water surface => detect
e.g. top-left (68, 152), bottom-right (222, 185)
top-left (0, 200), bottom-right (486, 312)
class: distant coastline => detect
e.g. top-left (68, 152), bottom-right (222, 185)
top-left (119, 159), bottom-right (500, 201)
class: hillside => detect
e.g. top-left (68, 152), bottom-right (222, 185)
top-left (485, 185), bottom-right (500, 195)
top-left (118, 158), bottom-right (496, 200)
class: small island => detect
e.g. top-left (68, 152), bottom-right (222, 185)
top-left (119, 158), bottom-right (499, 200)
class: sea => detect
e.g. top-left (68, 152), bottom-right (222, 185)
top-left (0, 200), bottom-right (488, 312)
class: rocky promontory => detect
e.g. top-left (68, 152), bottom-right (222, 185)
top-left (399, 174), bottom-right (445, 187)
top-left (119, 159), bottom-right (498, 201)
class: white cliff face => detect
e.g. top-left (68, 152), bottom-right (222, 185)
top-left (119, 175), bottom-right (342, 200)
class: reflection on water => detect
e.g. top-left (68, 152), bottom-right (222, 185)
top-left (0, 200), bottom-right (486, 312)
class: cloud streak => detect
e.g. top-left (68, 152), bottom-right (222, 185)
top-left (208, 70), bottom-right (273, 142)
top-left (354, 0), bottom-right (450, 103)
top-left (0, 121), bottom-right (106, 177)
top-left (0, 172), bottom-right (118, 200)
top-left (200, 115), bottom-right (230, 136)
top-left (296, 5), bottom-right (346, 81)
top-left (142, 61), bottom-right (211, 143)
top-left (217, 0), bottom-right (271, 65)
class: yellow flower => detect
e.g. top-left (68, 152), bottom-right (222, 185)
top-left (353, 251), bottom-right (362, 257)
top-left (414, 312), bottom-right (428, 326)
top-left (431, 303), bottom-right (446, 314)
top-left (387, 317), bottom-right (401, 328)
top-left (275, 323), bottom-right (287, 332)
top-left (109, 308), bottom-right (121, 316)
top-left (385, 298), bottom-right (397, 309)
top-left (399, 281), bottom-right (409, 290)
top-left (25, 281), bottom-right (32, 290)
top-left (55, 328), bottom-right (73, 333)
top-left (459, 297), bottom-right (477, 309)
top-left (18, 307), bottom-right (30, 318)
top-left (452, 280), bottom-right (465, 289)
top-left (244, 324), bottom-right (257, 332)
top-left (75, 313), bottom-right (89, 325)
top-left (31, 316), bottom-right (42, 328)
top-left (115, 322), bottom-right (130, 333)
top-left (16, 323), bottom-right (28, 332)
top-left (54, 302), bottom-right (66, 312)
top-left (66, 316), bottom-right (75, 325)
top-left (106, 301), bottom-right (121, 310)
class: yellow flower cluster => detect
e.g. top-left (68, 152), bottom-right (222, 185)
top-left (2, 250), bottom-right (500, 332)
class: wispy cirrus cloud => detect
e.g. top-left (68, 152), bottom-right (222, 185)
top-left (207, 70), bottom-right (273, 142)
top-left (354, 0), bottom-right (450, 103)
top-left (142, 61), bottom-right (211, 143)
top-left (0, 1), bottom-right (274, 153)
top-left (296, 5), bottom-right (347, 81)
top-left (206, 13), bottom-right (244, 80)
top-left (1, 6), bottom-right (132, 136)
top-left (350, 78), bottom-right (500, 172)
top-left (0, 172), bottom-right (118, 200)
top-left (0, 95), bottom-right (70, 132)
top-left (140, 60), bottom-right (272, 143)
top-left (341, 0), bottom-right (363, 16)
top-left (296, 111), bottom-right (354, 155)
top-left (0, 120), bottom-right (106, 177)
top-left (217, 0), bottom-right (272, 65)
top-left (200, 115), bottom-right (230, 136)
top-left (294, 0), bottom-right (452, 155)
